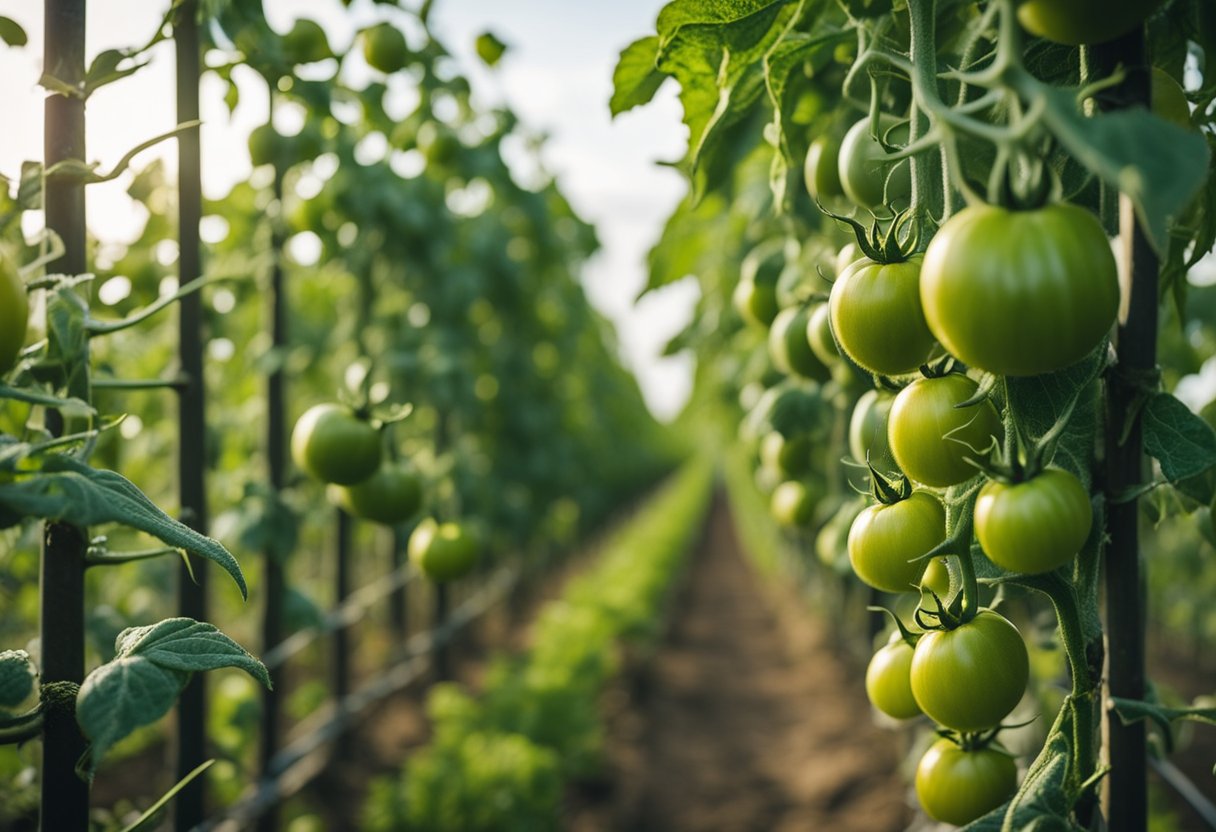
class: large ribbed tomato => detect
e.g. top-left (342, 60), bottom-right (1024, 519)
top-left (920, 203), bottom-right (1119, 377)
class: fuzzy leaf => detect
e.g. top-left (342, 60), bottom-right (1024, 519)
top-left (1142, 391), bottom-right (1216, 503)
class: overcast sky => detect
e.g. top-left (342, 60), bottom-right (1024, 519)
top-left (0, 0), bottom-right (698, 420)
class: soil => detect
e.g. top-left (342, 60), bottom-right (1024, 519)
top-left (567, 497), bottom-right (910, 832)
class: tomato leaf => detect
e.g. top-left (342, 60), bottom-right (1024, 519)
top-left (0, 650), bottom-right (36, 709)
top-left (610, 36), bottom-right (666, 117)
top-left (0, 456), bottom-right (249, 598)
top-left (77, 618), bottom-right (270, 772)
top-left (1142, 391), bottom-right (1216, 504)
top-left (0, 16), bottom-right (28, 47)
top-left (474, 31), bottom-right (508, 68)
top-left (1108, 697), bottom-right (1216, 754)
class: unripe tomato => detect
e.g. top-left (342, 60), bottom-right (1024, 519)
top-left (0, 255), bottom-right (28, 374)
top-left (409, 518), bottom-right (478, 581)
top-left (804, 134), bottom-right (844, 202)
top-left (1017, 0), bottom-right (1162, 45)
top-left (848, 389), bottom-right (894, 466)
top-left (805, 303), bottom-right (839, 367)
top-left (837, 116), bottom-right (911, 211)
top-left (769, 306), bottom-right (831, 382)
top-left (920, 557), bottom-right (951, 598)
top-left (889, 374), bottom-right (1002, 488)
top-left (283, 18), bottom-right (331, 65)
top-left (829, 256), bottom-right (935, 376)
top-left (327, 463), bottom-right (423, 525)
top-left (362, 22), bottom-right (409, 74)
top-left (834, 242), bottom-right (861, 278)
top-left (916, 738), bottom-right (1018, 825)
top-left (866, 634), bottom-right (921, 719)
top-left (291, 403), bottom-right (382, 485)
top-left (771, 480), bottom-right (816, 527)
top-left (848, 491), bottom-right (944, 593)
top-left (920, 203), bottom-right (1119, 377)
top-left (760, 431), bottom-right (812, 478)
top-left (975, 468), bottom-right (1092, 574)
top-left (733, 278), bottom-right (779, 329)
top-left (911, 609), bottom-right (1029, 731)
top-left (248, 124), bottom-right (281, 169)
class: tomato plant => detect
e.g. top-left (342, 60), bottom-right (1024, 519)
top-left (975, 468), bottom-right (1092, 575)
top-left (911, 609), bottom-right (1029, 731)
top-left (920, 203), bottom-right (1119, 377)
top-left (865, 633), bottom-right (921, 719)
top-left (915, 738), bottom-right (1018, 825)
top-left (290, 403), bottom-right (382, 486)
top-left (848, 490), bottom-right (944, 593)
top-left (888, 374), bottom-right (1001, 488)
top-left (829, 257), bottom-right (935, 376)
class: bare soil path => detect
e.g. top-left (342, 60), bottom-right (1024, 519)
top-left (572, 497), bottom-right (911, 832)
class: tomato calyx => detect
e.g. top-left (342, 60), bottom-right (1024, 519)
top-left (934, 726), bottom-right (1012, 754)
top-left (818, 205), bottom-right (917, 265)
top-left (868, 462), bottom-right (912, 505)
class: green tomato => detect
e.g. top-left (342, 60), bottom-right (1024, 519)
top-left (830, 256), bottom-right (936, 376)
top-left (408, 518), bottom-right (478, 582)
top-left (975, 468), bottom-right (1092, 574)
top-left (733, 278), bottom-right (779, 329)
top-left (848, 491), bottom-right (944, 593)
top-left (283, 18), bottom-right (330, 65)
top-left (248, 124), bottom-right (281, 169)
top-left (916, 738), bottom-right (1018, 825)
top-left (920, 557), bottom-right (951, 599)
top-left (769, 306), bottom-right (831, 382)
top-left (889, 374), bottom-right (1002, 488)
top-left (837, 116), bottom-right (911, 211)
top-left (760, 431), bottom-right (812, 478)
top-left (327, 463), bottom-right (423, 525)
top-left (866, 633), bottom-right (921, 719)
top-left (1017, 0), bottom-right (1162, 45)
top-left (362, 22), bottom-right (409, 74)
top-left (290, 403), bottom-right (382, 486)
top-left (804, 134), bottom-right (844, 202)
top-left (920, 203), bottom-right (1119, 377)
top-left (911, 609), bottom-right (1029, 731)
top-left (771, 480), bottom-right (816, 527)
top-left (834, 242), bottom-right (861, 279)
top-left (848, 389), bottom-right (894, 467)
top-left (805, 302), bottom-right (839, 368)
top-left (0, 255), bottom-right (28, 374)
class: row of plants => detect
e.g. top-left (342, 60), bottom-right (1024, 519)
top-left (616, 0), bottom-right (1216, 828)
top-left (0, 1), bottom-right (676, 828)
top-left (362, 459), bottom-right (716, 832)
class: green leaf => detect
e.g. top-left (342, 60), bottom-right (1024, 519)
top-left (1034, 84), bottom-right (1211, 252)
top-left (0, 650), bottom-right (36, 709)
top-left (474, 31), bottom-right (508, 67)
top-left (997, 728), bottom-right (1075, 832)
top-left (0, 16), bottom-right (28, 47)
top-left (0, 456), bottom-right (249, 598)
top-left (84, 49), bottom-right (150, 96)
top-left (1109, 696), bottom-right (1216, 753)
top-left (77, 618), bottom-right (270, 771)
top-left (1142, 391), bottom-right (1216, 503)
top-left (610, 36), bottom-right (666, 116)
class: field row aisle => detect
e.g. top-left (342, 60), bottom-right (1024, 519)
top-left (575, 497), bottom-right (908, 832)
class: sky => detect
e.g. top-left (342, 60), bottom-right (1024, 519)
top-left (0, 0), bottom-right (699, 420)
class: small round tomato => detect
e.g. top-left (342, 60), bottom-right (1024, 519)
top-left (1017, 0), bottom-right (1161, 45)
top-left (920, 556), bottom-right (951, 598)
top-left (733, 278), bottom-right (778, 329)
top-left (760, 431), bottom-right (812, 478)
top-left (829, 257), bottom-right (935, 376)
top-left (866, 634), bottom-right (921, 719)
top-left (889, 374), bottom-right (1002, 488)
top-left (362, 22), bottom-right (409, 73)
top-left (769, 306), bottom-right (831, 382)
top-left (849, 389), bottom-right (894, 467)
top-left (916, 738), bottom-right (1018, 825)
top-left (920, 203), bottom-right (1119, 377)
top-left (975, 468), bottom-right (1092, 574)
top-left (291, 403), bottom-right (382, 485)
top-left (911, 609), bottom-right (1029, 731)
top-left (837, 116), bottom-right (911, 211)
top-left (834, 242), bottom-right (861, 278)
top-left (327, 463), bottom-right (423, 525)
top-left (0, 256), bottom-right (28, 374)
top-left (805, 303), bottom-right (839, 367)
top-left (804, 134), bottom-right (844, 202)
top-left (283, 18), bottom-right (331, 65)
top-left (771, 480), bottom-right (816, 527)
top-left (408, 518), bottom-right (478, 581)
top-left (848, 491), bottom-right (944, 593)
